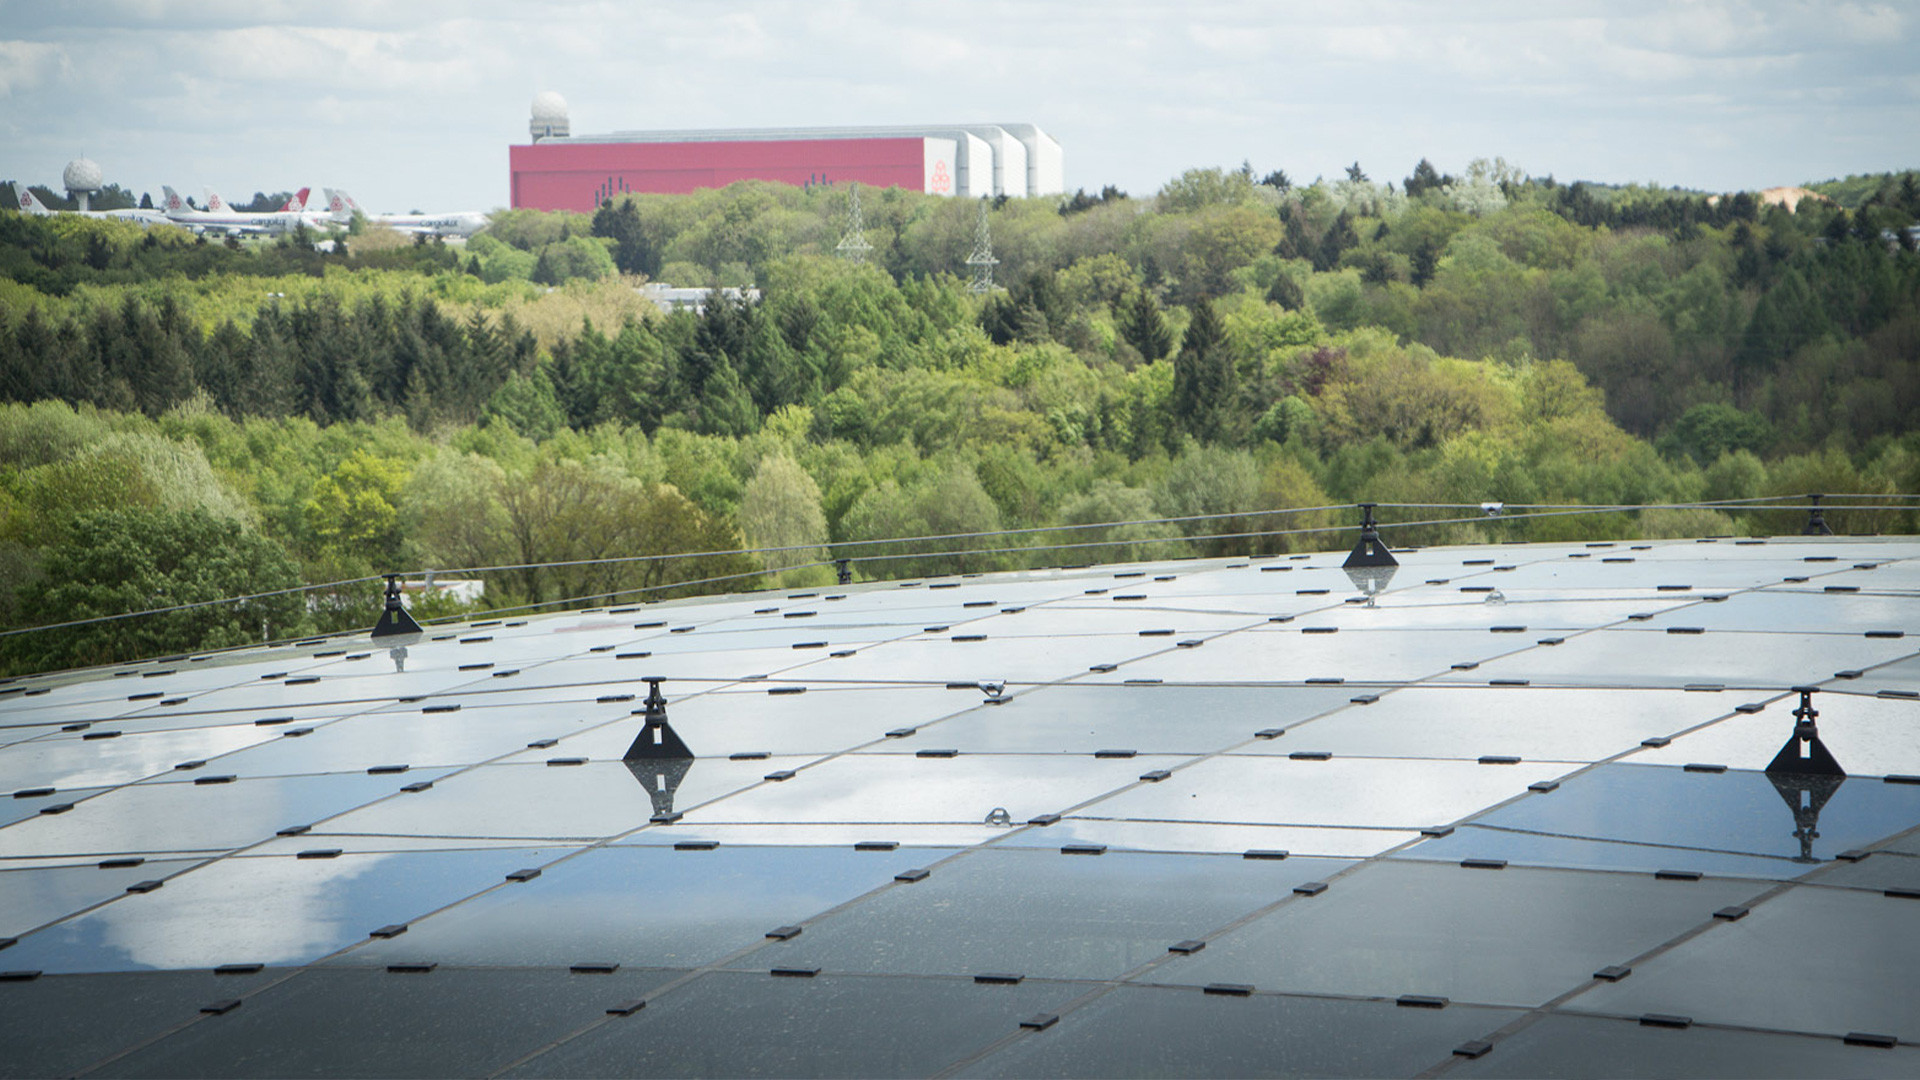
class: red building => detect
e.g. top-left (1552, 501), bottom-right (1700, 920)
top-left (510, 135), bottom-right (959, 212)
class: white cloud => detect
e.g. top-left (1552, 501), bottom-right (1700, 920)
top-left (0, 39), bottom-right (66, 97)
top-left (0, 1), bottom-right (1911, 209)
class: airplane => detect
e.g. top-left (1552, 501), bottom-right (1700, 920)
top-left (161, 186), bottom-right (327, 235)
top-left (12, 185), bottom-right (173, 227)
top-left (322, 188), bottom-right (489, 237)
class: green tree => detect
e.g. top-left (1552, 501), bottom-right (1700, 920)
top-left (1118, 288), bottom-right (1173, 362)
top-left (1171, 297), bottom-right (1235, 441)
top-left (739, 454), bottom-right (830, 583)
top-left (1, 508), bottom-right (309, 674)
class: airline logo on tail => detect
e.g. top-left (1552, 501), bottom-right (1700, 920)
top-left (205, 191), bottom-right (231, 213)
top-left (279, 188), bottom-right (311, 213)
top-left (15, 187), bottom-right (51, 214)
top-left (162, 186), bottom-right (187, 213)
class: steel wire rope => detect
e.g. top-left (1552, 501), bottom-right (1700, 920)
top-left (4, 497), bottom-right (1912, 644)
top-left (0, 573), bottom-right (385, 640)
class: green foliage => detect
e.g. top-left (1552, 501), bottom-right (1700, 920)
top-left (1, 161), bottom-right (1916, 672)
top-left (1, 507), bottom-right (308, 675)
top-left (1658, 403), bottom-right (1772, 466)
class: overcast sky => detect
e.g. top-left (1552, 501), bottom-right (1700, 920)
top-left (1, 1), bottom-right (1914, 213)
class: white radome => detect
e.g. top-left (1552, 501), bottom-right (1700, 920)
top-left (531, 91), bottom-right (569, 121)
top-left (62, 157), bottom-right (103, 192)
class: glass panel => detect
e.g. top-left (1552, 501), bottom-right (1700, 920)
top-left (322, 759), bottom-right (790, 840)
top-left (0, 970), bottom-right (275, 1080)
top-left (1630, 695), bottom-right (1920, 777)
top-left (885, 685), bottom-right (1352, 755)
top-left (755, 847), bottom-right (1347, 980)
top-left (681, 753), bottom-right (1179, 827)
top-left (959, 607), bottom-right (1266, 639)
top-left (0, 786), bottom-right (111, 828)
top-left (1569, 884), bottom-right (1920, 1036)
top-left (1428, 763), bottom-right (1920, 865)
top-left (960, 985), bottom-right (1523, 1079)
top-left (1849, 654), bottom-right (1920, 699)
top-left (1448, 1011), bottom-right (1920, 1080)
top-left (1813, 851), bottom-right (1920, 892)
top-left (1263, 687), bottom-right (1732, 763)
top-left (206, 704), bottom-right (611, 777)
top-left (519, 645), bottom-right (817, 685)
top-left (1156, 860), bottom-right (1767, 1006)
top-left (994, 819), bottom-right (1402, 858)
top-left (0, 859), bottom-right (204, 939)
top-left (95, 966), bottom-right (685, 1079)
top-left (803, 635), bottom-right (1169, 685)
top-left (0, 847), bottom-right (567, 973)
top-left (1315, 598), bottom-right (1674, 631)
top-left (1636, 590), bottom-right (1918, 634)
top-left (1085, 756), bottom-right (1572, 830)
top-left (341, 844), bottom-right (923, 969)
top-left (1455, 628), bottom-right (1915, 690)
top-left (1400, 831), bottom-right (1817, 879)
top-left (1095, 628), bottom-right (1510, 684)
top-left (503, 970), bottom-right (1066, 1079)
top-left (0, 772), bottom-right (455, 858)
top-left (612, 824), bottom-right (1003, 849)
top-left (0, 726), bottom-right (280, 791)
top-left (497, 686), bottom-right (975, 761)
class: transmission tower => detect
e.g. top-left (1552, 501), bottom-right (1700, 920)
top-left (835, 183), bottom-right (875, 264)
top-left (965, 197), bottom-right (999, 294)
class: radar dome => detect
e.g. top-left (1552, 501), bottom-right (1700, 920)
top-left (529, 92), bottom-right (570, 141)
top-left (62, 157), bottom-right (103, 193)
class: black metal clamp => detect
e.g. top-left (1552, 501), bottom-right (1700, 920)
top-left (370, 574), bottom-right (423, 638)
top-left (624, 677), bottom-right (692, 761)
top-left (1803, 494), bottom-right (1834, 536)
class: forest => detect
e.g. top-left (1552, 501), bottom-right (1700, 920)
top-left (0, 160), bottom-right (1916, 675)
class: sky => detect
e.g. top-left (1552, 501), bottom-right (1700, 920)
top-left (0, 0), bottom-right (1915, 213)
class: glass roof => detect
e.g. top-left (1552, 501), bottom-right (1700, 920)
top-left (0, 534), bottom-right (1914, 1076)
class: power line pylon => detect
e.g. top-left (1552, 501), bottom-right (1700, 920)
top-left (835, 183), bottom-right (874, 264)
top-left (965, 197), bottom-right (999, 294)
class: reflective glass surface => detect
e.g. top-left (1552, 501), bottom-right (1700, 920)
top-left (888, 684), bottom-right (1353, 755)
top-left (755, 847), bottom-right (1347, 979)
top-left (503, 971), bottom-right (1065, 1079)
top-left (320, 759), bottom-right (791, 840)
top-left (1421, 763), bottom-right (1920, 865)
top-left (1446, 1012), bottom-right (1920, 1079)
top-left (0, 970), bottom-right (277, 1079)
top-left (96, 967), bottom-right (686, 1079)
top-left (683, 753), bottom-right (1179, 826)
top-left (1265, 687), bottom-right (1733, 763)
top-left (338, 844), bottom-right (915, 969)
top-left (1156, 859), bottom-right (1765, 1006)
top-left (1569, 884), bottom-right (1920, 1036)
top-left (0, 858), bottom-right (205, 939)
top-left (0, 771), bottom-right (455, 857)
top-left (0, 536), bottom-right (1911, 1076)
top-left (1087, 756), bottom-right (1571, 829)
top-left (1629, 694), bottom-right (1920, 776)
top-left (960, 986), bottom-right (1524, 1079)
top-left (0, 847), bottom-right (562, 973)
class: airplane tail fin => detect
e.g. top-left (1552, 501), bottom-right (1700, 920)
top-left (14, 185), bottom-right (53, 215)
top-left (282, 187), bottom-right (310, 213)
top-left (329, 188), bottom-right (362, 218)
top-left (205, 190), bottom-right (231, 213)
top-left (161, 186), bottom-right (189, 214)
top-left (322, 188), bottom-right (352, 221)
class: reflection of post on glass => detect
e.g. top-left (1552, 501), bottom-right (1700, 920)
top-left (622, 676), bottom-right (695, 822)
top-left (625, 757), bottom-right (693, 821)
top-left (1763, 687), bottom-right (1846, 863)
top-left (1341, 503), bottom-right (1398, 606)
